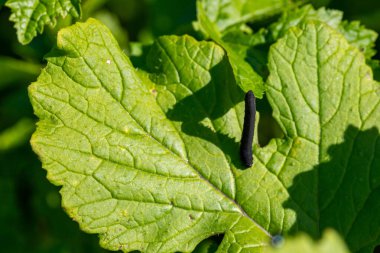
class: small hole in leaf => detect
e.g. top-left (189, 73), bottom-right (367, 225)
top-left (374, 245), bottom-right (380, 253)
top-left (192, 234), bottom-right (224, 253)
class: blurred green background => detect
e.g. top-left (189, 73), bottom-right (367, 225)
top-left (0, 0), bottom-right (379, 252)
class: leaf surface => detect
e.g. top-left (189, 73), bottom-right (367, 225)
top-left (5, 0), bottom-right (81, 44)
top-left (29, 18), bottom-right (270, 252)
top-left (29, 19), bottom-right (380, 252)
top-left (265, 21), bottom-right (380, 252)
top-left (269, 5), bottom-right (378, 59)
top-left (197, 0), bottom-right (296, 32)
top-left (196, 2), bottom-right (265, 96)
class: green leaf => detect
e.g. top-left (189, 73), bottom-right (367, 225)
top-left (221, 27), bottom-right (267, 47)
top-left (29, 19), bottom-right (380, 252)
top-left (197, 0), bottom-right (297, 32)
top-left (269, 5), bottom-right (343, 40)
top-left (220, 28), bottom-right (270, 79)
top-left (29, 18), bottom-right (271, 252)
top-left (194, 0), bottom-right (306, 95)
top-left (269, 5), bottom-right (378, 59)
top-left (265, 22), bottom-right (380, 251)
top-left (196, 2), bottom-right (265, 96)
top-left (338, 21), bottom-right (378, 59)
top-left (5, 0), bottom-right (81, 44)
top-left (265, 230), bottom-right (350, 253)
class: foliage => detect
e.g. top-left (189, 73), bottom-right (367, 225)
top-left (5, 0), bottom-right (81, 44)
top-left (1, 0), bottom-right (380, 253)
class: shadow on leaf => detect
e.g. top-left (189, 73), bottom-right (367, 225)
top-left (284, 125), bottom-right (380, 252)
top-left (161, 55), bottom-right (247, 169)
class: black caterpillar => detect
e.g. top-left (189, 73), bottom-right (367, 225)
top-left (240, 90), bottom-right (256, 168)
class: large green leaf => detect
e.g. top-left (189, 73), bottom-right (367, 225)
top-left (29, 18), bottom-right (270, 252)
top-left (29, 19), bottom-right (380, 252)
top-left (5, 0), bottom-right (81, 44)
top-left (265, 22), bottom-right (380, 252)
